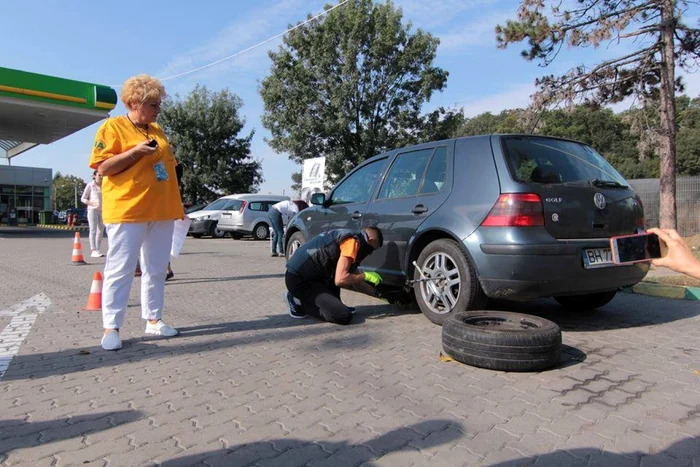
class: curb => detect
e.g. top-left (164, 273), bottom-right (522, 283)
top-left (37, 224), bottom-right (89, 231)
top-left (623, 281), bottom-right (700, 301)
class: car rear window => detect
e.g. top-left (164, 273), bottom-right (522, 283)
top-left (501, 136), bottom-right (627, 186)
top-left (248, 202), bottom-right (272, 211)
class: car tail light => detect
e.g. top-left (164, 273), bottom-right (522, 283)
top-left (238, 201), bottom-right (247, 214)
top-left (482, 193), bottom-right (544, 227)
top-left (634, 195), bottom-right (645, 229)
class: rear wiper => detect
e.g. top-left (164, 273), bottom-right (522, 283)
top-left (589, 178), bottom-right (628, 189)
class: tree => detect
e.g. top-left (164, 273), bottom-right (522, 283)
top-left (158, 85), bottom-right (263, 204)
top-left (455, 109), bottom-right (528, 136)
top-left (496, 0), bottom-right (700, 229)
top-left (675, 95), bottom-right (700, 175)
top-left (260, 0), bottom-right (448, 184)
top-left (52, 172), bottom-right (86, 211)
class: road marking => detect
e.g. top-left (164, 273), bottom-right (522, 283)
top-left (0, 294), bottom-right (51, 379)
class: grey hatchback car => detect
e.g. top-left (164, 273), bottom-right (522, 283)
top-left (284, 134), bottom-right (648, 325)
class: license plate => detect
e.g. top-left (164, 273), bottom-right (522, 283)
top-left (221, 213), bottom-right (231, 218)
top-left (582, 248), bottom-right (614, 269)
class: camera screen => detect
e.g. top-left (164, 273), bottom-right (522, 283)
top-left (615, 234), bottom-right (662, 263)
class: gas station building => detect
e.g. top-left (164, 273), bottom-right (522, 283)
top-left (0, 67), bottom-right (116, 224)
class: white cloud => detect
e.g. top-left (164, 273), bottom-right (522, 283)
top-left (453, 83), bottom-right (536, 117)
top-left (398, 0), bottom-right (499, 29)
top-left (156, 0), bottom-right (320, 89)
top-left (436, 11), bottom-right (514, 52)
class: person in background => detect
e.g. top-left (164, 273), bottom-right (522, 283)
top-left (268, 199), bottom-right (306, 257)
top-left (647, 228), bottom-right (700, 279)
top-left (283, 227), bottom-right (383, 325)
top-left (90, 74), bottom-right (185, 351)
top-left (81, 170), bottom-right (104, 258)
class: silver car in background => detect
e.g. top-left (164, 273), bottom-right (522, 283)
top-left (217, 193), bottom-right (290, 240)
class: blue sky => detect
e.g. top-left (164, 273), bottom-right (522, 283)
top-left (2, 0), bottom-right (699, 195)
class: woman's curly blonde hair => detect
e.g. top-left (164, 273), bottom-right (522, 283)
top-left (121, 74), bottom-right (166, 109)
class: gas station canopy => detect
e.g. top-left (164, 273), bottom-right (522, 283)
top-left (0, 67), bottom-right (117, 159)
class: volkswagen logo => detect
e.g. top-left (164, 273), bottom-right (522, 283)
top-left (594, 193), bottom-right (606, 210)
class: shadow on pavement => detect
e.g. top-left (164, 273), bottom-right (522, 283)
top-left (1, 313), bottom-right (385, 382)
top-left (0, 227), bottom-right (78, 239)
top-left (554, 344), bottom-right (588, 369)
top-left (165, 273), bottom-right (285, 285)
top-left (487, 294), bottom-right (700, 332)
top-left (158, 419), bottom-right (464, 467)
top-left (0, 410), bottom-right (142, 459)
top-left (485, 436), bottom-right (700, 466)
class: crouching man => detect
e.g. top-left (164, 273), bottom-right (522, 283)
top-left (283, 227), bottom-right (383, 324)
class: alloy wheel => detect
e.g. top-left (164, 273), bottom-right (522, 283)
top-left (418, 251), bottom-right (461, 315)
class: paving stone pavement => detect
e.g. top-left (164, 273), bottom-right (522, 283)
top-left (0, 227), bottom-right (699, 467)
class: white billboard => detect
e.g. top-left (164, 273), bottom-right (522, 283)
top-left (300, 156), bottom-right (326, 203)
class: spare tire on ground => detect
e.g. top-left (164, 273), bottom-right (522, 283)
top-left (442, 311), bottom-right (562, 372)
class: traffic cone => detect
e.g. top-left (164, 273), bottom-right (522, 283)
top-left (71, 232), bottom-right (86, 265)
top-left (84, 271), bottom-right (103, 311)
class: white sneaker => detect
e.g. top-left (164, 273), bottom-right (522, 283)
top-left (91, 250), bottom-right (102, 258)
top-left (145, 320), bottom-right (179, 337)
top-left (101, 330), bottom-right (122, 350)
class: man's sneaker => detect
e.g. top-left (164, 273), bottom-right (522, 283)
top-left (284, 291), bottom-right (306, 319)
top-left (145, 320), bottom-right (179, 337)
top-left (101, 330), bottom-right (122, 351)
top-left (91, 250), bottom-right (103, 258)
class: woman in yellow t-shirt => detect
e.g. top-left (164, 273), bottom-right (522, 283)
top-left (90, 74), bottom-right (184, 351)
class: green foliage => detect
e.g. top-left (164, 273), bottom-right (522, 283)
top-left (158, 85), bottom-right (263, 204)
top-left (675, 96), bottom-right (700, 176)
top-left (52, 172), bottom-right (86, 211)
top-left (260, 0), bottom-right (448, 183)
top-left (455, 110), bottom-right (528, 136)
top-left (450, 96), bottom-right (700, 180)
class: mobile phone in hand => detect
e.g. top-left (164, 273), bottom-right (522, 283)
top-left (147, 139), bottom-right (158, 148)
top-left (609, 232), bottom-right (667, 265)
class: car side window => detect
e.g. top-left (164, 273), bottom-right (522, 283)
top-left (378, 149), bottom-right (433, 200)
top-left (330, 158), bottom-right (387, 205)
top-left (420, 147), bottom-right (447, 194)
top-left (248, 202), bottom-right (266, 211)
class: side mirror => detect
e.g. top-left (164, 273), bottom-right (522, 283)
top-left (310, 193), bottom-right (326, 206)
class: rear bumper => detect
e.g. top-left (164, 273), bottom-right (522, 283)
top-left (467, 231), bottom-right (649, 300)
top-left (217, 222), bottom-right (252, 235)
top-left (189, 219), bottom-right (214, 235)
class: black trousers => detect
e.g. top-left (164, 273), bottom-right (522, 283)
top-left (285, 271), bottom-right (352, 325)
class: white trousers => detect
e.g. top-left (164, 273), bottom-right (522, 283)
top-left (87, 209), bottom-right (104, 251)
top-left (102, 220), bottom-right (174, 329)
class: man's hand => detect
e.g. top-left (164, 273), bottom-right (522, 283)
top-left (363, 271), bottom-right (382, 286)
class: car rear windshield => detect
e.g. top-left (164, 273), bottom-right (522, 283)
top-left (205, 198), bottom-right (243, 211)
top-left (501, 136), bottom-right (628, 186)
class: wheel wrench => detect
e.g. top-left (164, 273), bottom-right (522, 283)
top-left (410, 261), bottom-right (442, 297)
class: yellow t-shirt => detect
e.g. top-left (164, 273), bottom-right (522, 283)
top-left (89, 116), bottom-right (185, 224)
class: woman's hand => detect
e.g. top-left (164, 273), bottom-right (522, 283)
top-left (131, 140), bottom-right (158, 158)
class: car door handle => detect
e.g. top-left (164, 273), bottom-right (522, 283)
top-left (351, 211), bottom-right (362, 219)
top-left (412, 205), bottom-right (428, 215)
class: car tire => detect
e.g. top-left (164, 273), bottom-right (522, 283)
top-left (191, 233), bottom-right (203, 239)
top-left (442, 311), bottom-right (562, 372)
top-left (253, 222), bottom-right (270, 241)
top-left (285, 232), bottom-right (305, 261)
top-left (414, 239), bottom-right (487, 325)
top-left (554, 290), bottom-right (617, 311)
top-left (210, 223), bottom-right (226, 239)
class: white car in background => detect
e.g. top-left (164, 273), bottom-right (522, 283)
top-left (187, 197), bottom-right (240, 238)
top-left (216, 193), bottom-right (290, 240)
